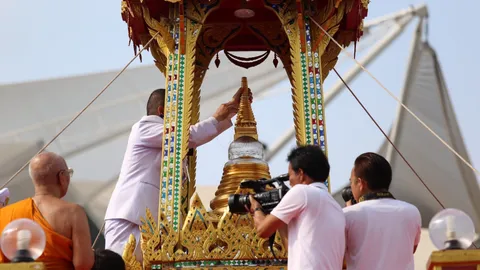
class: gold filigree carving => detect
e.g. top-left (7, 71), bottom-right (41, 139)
top-left (122, 234), bottom-right (142, 270)
top-left (361, 0), bottom-right (370, 9)
top-left (179, 193), bottom-right (213, 260)
top-left (180, 18), bottom-right (203, 221)
top-left (142, 6), bottom-right (174, 56)
top-left (285, 20), bottom-right (307, 145)
top-left (307, 0), bottom-right (346, 82)
top-left (139, 209), bottom-right (162, 267)
top-left (266, 0), bottom-right (307, 145)
top-left (131, 193), bottom-right (287, 267)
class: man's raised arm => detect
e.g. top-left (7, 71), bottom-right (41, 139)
top-left (188, 102), bottom-right (237, 148)
top-left (139, 88), bottom-right (243, 149)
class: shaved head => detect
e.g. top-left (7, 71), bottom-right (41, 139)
top-left (147, 88), bottom-right (165, 115)
top-left (29, 152), bottom-right (67, 186)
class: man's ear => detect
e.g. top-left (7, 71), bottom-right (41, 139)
top-left (58, 172), bottom-right (67, 188)
top-left (297, 168), bottom-right (305, 180)
top-left (358, 178), bottom-right (367, 191)
top-left (157, 106), bottom-right (164, 116)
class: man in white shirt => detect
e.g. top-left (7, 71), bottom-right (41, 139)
top-left (104, 88), bottom-right (242, 260)
top-left (248, 145), bottom-right (346, 270)
top-left (343, 152), bottom-right (422, 270)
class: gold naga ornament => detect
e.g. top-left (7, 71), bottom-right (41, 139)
top-left (119, 0), bottom-right (369, 269)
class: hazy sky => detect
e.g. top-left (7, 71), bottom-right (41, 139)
top-left (0, 0), bottom-right (478, 195)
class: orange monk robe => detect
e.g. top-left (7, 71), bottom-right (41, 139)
top-left (0, 198), bottom-right (74, 270)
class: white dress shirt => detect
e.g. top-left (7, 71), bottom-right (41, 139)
top-left (105, 115), bottom-right (232, 225)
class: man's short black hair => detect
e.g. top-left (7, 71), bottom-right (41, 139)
top-left (92, 249), bottom-right (125, 270)
top-left (354, 152), bottom-right (392, 191)
top-left (147, 88), bottom-right (165, 115)
top-left (287, 145), bottom-right (330, 182)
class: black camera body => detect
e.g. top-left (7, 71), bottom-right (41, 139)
top-left (341, 186), bottom-right (357, 205)
top-left (228, 174), bottom-right (290, 214)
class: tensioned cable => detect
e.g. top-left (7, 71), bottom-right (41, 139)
top-left (332, 68), bottom-right (445, 209)
top-left (92, 222), bottom-right (106, 249)
top-left (310, 17), bottom-right (480, 176)
top-left (0, 32), bottom-right (159, 190)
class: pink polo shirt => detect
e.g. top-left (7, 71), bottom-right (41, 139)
top-left (271, 182), bottom-right (346, 270)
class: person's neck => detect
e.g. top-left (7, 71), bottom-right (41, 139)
top-left (358, 189), bottom-right (394, 202)
top-left (359, 189), bottom-right (373, 198)
top-left (34, 187), bottom-right (61, 199)
top-left (147, 113), bottom-right (164, 119)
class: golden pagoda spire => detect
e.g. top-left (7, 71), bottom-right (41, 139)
top-left (210, 77), bottom-right (271, 214)
top-left (234, 77), bottom-right (258, 141)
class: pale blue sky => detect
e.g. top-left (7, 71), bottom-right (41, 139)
top-left (0, 1), bottom-right (478, 194)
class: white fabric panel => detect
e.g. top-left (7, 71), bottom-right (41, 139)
top-left (389, 42), bottom-right (480, 229)
top-left (0, 52), bottom-right (285, 157)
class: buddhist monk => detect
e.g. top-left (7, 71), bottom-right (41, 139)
top-left (0, 152), bottom-right (94, 270)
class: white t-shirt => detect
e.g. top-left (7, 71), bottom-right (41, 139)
top-left (270, 182), bottom-right (346, 270)
top-left (343, 199), bottom-right (421, 270)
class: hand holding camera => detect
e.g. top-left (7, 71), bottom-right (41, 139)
top-left (228, 173), bottom-right (290, 214)
top-left (342, 186), bottom-right (357, 206)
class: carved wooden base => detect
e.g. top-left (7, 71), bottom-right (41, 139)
top-left (427, 250), bottom-right (480, 270)
top-left (151, 259), bottom-right (287, 269)
top-left (0, 262), bottom-right (45, 270)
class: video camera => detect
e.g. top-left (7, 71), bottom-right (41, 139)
top-left (341, 186), bottom-right (357, 205)
top-left (228, 173), bottom-right (290, 214)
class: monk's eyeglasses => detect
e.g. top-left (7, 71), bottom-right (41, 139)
top-left (58, 168), bottom-right (74, 178)
top-left (66, 168), bottom-right (74, 178)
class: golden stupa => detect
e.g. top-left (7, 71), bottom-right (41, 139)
top-left (210, 77), bottom-right (271, 213)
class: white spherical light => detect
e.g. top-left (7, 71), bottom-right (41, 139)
top-left (1, 218), bottom-right (46, 261)
top-left (428, 208), bottom-right (476, 250)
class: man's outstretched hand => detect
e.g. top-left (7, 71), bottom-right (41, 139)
top-left (212, 88), bottom-right (253, 122)
top-left (213, 101), bottom-right (239, 122)
top-left (231, 87), bottom-right (253, 105)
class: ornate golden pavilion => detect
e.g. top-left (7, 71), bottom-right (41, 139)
top-left (119, 0), bottom-right (369, 269)
top-left (1, 1), bottom-right (480, 270)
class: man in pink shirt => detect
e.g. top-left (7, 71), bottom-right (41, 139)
top-left (343, 152), bottom-right (421, 270)
top-left (248, 145), bottom-right (346, 270)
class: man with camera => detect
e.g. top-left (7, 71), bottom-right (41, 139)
top-left (343, 152), bottom-right (421, 270)
top-left (247, 145), bottom-right (345, 270)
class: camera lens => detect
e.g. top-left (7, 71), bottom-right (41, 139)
top-left (227, 194), bottom-right (251, 214)
top-left (341, 187), bottom-right (353, 203)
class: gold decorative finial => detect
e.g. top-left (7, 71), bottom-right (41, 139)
top-left (210, 77), bottom-right (270, 213)
top-left (234, 77), bottom-right (258, 140)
